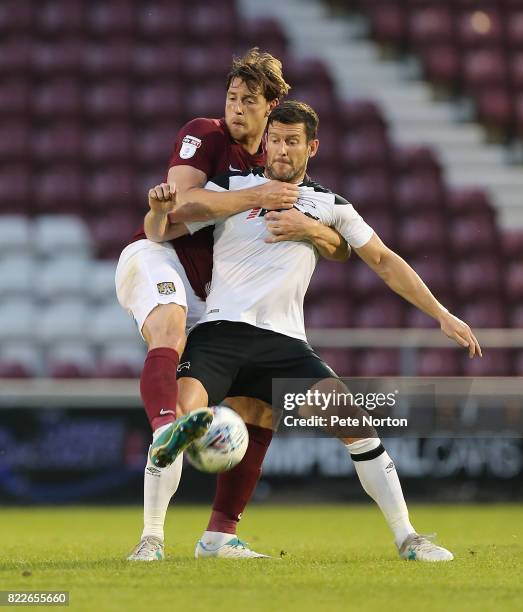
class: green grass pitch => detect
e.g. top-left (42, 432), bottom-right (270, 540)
top-left (1, 505), bottom-right (522, 611)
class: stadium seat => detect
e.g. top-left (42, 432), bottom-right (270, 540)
top-left (510, 304), bottom-right (523, 328)
top-left (84, 123), bottom-right (132, 163)
top-left (47, 343), bottom-right (97, 378)
top-left (338, 100), bottom-right (386, 133)
top-left (0, 78), bottom-right (29, 115)
top-left (0, 256), bottom-right (32, 298)
top-left (461, 299), bottom-right (508, 328)
top-left (354, 348), bottom-right (402, 376)
top-left (453, 258), bottom-right (502, 299)
top-left (96, 342), bottom-right (146, 378)
top-left (307, 260), bottom-right (351, 301)
top-left (90, 211), bottom-right (143, 259)
top-left (304, 298), bottom-right (353, 328)
top-left (316, 348), bottom-right (354, 377)
top-left (90, 302), bottom-right (138, 346)
top-left (505, 262), bottom-right (523, 302)
top-left (342, 171), bottom-right (394, 213)
top-left (463, 349), bottom-right (511, 376)
top-left (83, 80), bottom-right (132, 118)
top-left (476, 88), bottom-right (513, 132)
top-left (0, 165), bottom-right (31, 213)
top-left (393, 145), bottom-right (442, 180)
top-left (32, 123), bottom-right (83, 162)
top-left (189, 2), bottom-right (237, 40)
top-left (36, 0), bottom-right (84, 35)
top-left (353, 298), bottom-right (404, 328)
top-left (420, 45), bottom-right (461, 86)
top-left (32, 79), bottom-right (82, 118)
top-left (38, 300), bottom-right (90, 345)
top-left (368, 3), bottom-right (407, 47)
top-left (361, 211), bottom-right (396, 248)
top-left (0, 300), bottom-right (36, 344)
top-left (33, 167), bottom-right (85, 215)
top-left (340, 131), bottom-right (389, 170)
top-left (33, 215), bottom-right (91, 258)
top-left (0, 123), bottom-right (29, 161)
top-left (348, 261), bottom-right (388, 299)
top-left (410, 7), bottom-right (454, 49)
top-left (88, 261), bottom-right (119, 303)
top-left (0, 37), bottom-right (30, 74)
top-left (395, 175), bottom-right (444, 213)
top-left (133, 82), bottom-right (184, 119)
top-left (408, 256), bottom-right (452, 296)
top-left (502, 229), bottom-right (523, 259)
top-left (134, 123), bottom-right (178, 165)
top-left (37, 258), bottom-right (91, 301)
top-left (404, 305), bottom-right (441, 328)
top-left (32, 39), bottom-right (81, 75)
top-left (510, 53), bottom-right (523, 91)
top-left (0, 0), bottom-right (31, 34)
top-left (85, 166), bottom-right (135, 212)
top-left (0, 216), bottom-right (30, 255)
top-left (179, 46), bottom-right (234, 83)
top-left (507, 12), bottom-right (523, 50)
top-left (417, 349), bottom-right (463, 376)
top-left (132, 43), bottom-right (182, 79)
top-left (449, 214), bottom-right (498, 256)
top-left (462, 49), bottom-right (508, 93)
top-left (447, 187), bottom-right (492, 216)
top-left (457, 10), bottom-right (503, 49)
top-left (0, 342), bottom-right (43, 378)
top-left (86, 1), bottom-right (135, 36)
top-left (513, 349), bottom-right (523, 375)
top-left (240, 18), bottom-right (287, 59)
top-left (82, 40), bottom-right (133, 77)
top-left (399, 213), bottom-right (446, 255)
top-left (137, 1), bottom-right (185, 38)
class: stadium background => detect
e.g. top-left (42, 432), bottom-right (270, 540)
top-left (1, 0), bottom-right (523, 507)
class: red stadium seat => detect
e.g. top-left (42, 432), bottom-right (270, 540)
top-left (304, 298), bottom-right (353, 328)
top-left (502, 229), bottom-right (523, 259)
top-left (86, 0), bottom-right (135, 36)
top-left (513, 349), bottom-right (523, 375)
top-left (447, 187), bottom-right (492, 216)
top-left (32, 79), bottom-right (81, 118)
top-left (82, 40), bottom-right (133, 77)
top-left (285, 58), bottom-right (334, 89)
top-left (510, 304), bottom-right (523, 328)
top-left (461, 299), bottom-right (508, 328)
top-left (355, 348), bottom-right (402, 376)
top-left (189, 2), bottom-right (237, 41)
top-left (463, 349), bottom-right (511, 376)
top-left (514, 93), bottom-right (523, 136)
top-left (453, 258), bottom-right (502, 299)
top-left (457, 10), bottom-right (504, 49)
top-left (0, 37), bottom-right (30, 74)
top-left (36, 0), bottom-right (84, 35)
top-left (0, 0), bottom-right (31, 34)
top-left (307, 260), bottom-right (351, 301)
top-left (449, 214), bottom-right (498, 256)
top-left (340, 130), bottom-right (389, 170)
top-left (505, 262), bottom-right (523, 302)
top-left (316, 348), bottom-right (354, 377)
top-left (32, 123), bottom-right (83, 162)
top-left (134, 123), bottom-right (178, 166)
top-left (410, 7), bottom-right (454, 49)
top-left (185, 82), bottom-right (225, 119)
top-left (338, 100), bottom-right (386, 132)
top-left (84, 123), bottom-right (132, 163)
top-left (137, 1), bottom-right (184, 38)
top-left (0, 79), bottom-right (29, 115)
top-left (34, 167), bottom-right (85, 214)
top-left (507, 12), bottom-right (523, 50)
top-left (0, 165), bottom-right (31, 213)
top-left (83, 80), bottom-right (132, 118)
top-left (353, 297), bottom-right (404, 328)
top-left (409, 256), bottom-right (452, 296)
top-left (420, 45), bottom-right (461, 86)
top-left (348, 261), bottom-right (388, 299)
top-left (179, 46), bottom-right (234, 83)
top-left (0, 123), bottom-right (29, 161)
top-left (85, 166), bottom-right (135, 212)
top-left (417, 349), bottom-right (463, 376)
top-left (393, 144), bottom-right (442, 180)
top-left (90, 211), bottom-right (143, 259)
top-left (462, 49), bottom-right (508, 93)
top-left (476, 88), bottom-right (513, 132)
top-left (510, 53), bottom-right (523, 91)
top-left (133, 81), bottom-right (184, 119)
top-left (399, 213), bottom-right (447, 255)
top-left (32, 39), bottom-right (81, 74)
top-left (362, 211), bottom-right (396, 247)
top-left (342, 171), bottom-right (394, 213)
top-left (241, 19), bottom-right (287, 59)
top-left (132, 43), bottom-right (182, 79)
top-left (368, 3), bottom-right (407, 47)
top-left (395, 174), bottom-right (444, 213)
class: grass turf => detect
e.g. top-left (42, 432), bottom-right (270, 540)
top-left (0, 505), bottom-right (521, 611)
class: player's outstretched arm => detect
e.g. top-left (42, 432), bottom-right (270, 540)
top-left (166, 166), bottom-right (298, 223)
top-left (355, 233), bottom-right (482, 358)
top-left (144, 183), bottom-right (190, 242)
top-left (264, 209), bottom-right (351, 262)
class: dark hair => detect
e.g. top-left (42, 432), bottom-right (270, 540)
top-left (226, 48), bottom-right (290, 102)
top-left (267, 100), bottom-right (319, 141)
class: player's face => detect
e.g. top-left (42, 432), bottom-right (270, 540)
top-left (265, 121), bottom-right (319, 183)
top-left (225, 78), bottom-right (272, 143)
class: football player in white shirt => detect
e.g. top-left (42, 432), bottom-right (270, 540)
top-left (146, 101), bottom-right (482, 562)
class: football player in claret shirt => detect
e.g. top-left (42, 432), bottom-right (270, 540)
top-left (146, 100), bottom-right (482, 561)
top-left (116, 50), bottom-right (350, 560)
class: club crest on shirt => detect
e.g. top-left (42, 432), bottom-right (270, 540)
top-left (157, 281), bottom-right (176, 295)
top-left (179, 135), bottom-right (202, 159)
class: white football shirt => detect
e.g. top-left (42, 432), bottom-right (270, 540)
top-left (186, 169), bottom-right (374, 341)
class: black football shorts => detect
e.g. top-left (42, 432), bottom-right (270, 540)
top-left (177, 320), bottom-right (337, 407)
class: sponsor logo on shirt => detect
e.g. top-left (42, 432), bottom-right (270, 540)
top-left (179, 135), bottom-right (202, 159)
top-left (157, 281), bottom-right (176, 295)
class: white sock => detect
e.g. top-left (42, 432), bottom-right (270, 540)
top-left (201, 531), bottom-right (234, 548)
top-left (142, 427), bottom-right (183, 541)
top-left (347, 438), bottom-right (415, 548)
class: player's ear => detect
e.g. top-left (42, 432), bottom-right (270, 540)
top-left (308, 139), bottom-right (319, 158)
top-left (267, 98), bottom-right (279, 116)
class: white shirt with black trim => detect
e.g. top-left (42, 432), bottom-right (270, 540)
top-left (186, 169), bottom-right (374, 341)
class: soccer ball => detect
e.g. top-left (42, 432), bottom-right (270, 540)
top-left (185, 406), bottom-right (249, 473)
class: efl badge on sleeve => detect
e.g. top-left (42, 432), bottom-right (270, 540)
top-left (179, 135), bottom-right (202, 159)
top-left (157, 281), bottom-right (176, 295)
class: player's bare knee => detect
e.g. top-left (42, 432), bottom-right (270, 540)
top-left (143, 303), bottom-right (186, 352)
top-left (177, 378), bottom-right (208, 415)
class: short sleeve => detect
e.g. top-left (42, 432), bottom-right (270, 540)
top-left (184, 180), bottom-right (227, 235)
top-left (331, 194), bottom-right (374, 248)
top-left (167, 118), bottom-right (226, 178)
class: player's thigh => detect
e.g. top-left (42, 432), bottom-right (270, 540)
top-left (115, 240), bottom-right (196, 350)
top-left (223, 397), bottom-right (273, 429)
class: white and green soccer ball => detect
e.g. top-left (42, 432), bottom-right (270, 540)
top-left (185, 406), bottom-right (249, 473)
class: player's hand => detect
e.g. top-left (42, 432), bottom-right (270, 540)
top-left (148, 182), bottom-right (176, 214)
top-left (256, 180), bottom-right (299, 210)
top-left (264, 208), bottom-right (316, 243)
top-left (439, 311), bottom-right (482, 358)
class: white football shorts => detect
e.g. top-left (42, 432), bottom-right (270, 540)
top-left (115, 239), bottom-right (205, 338)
